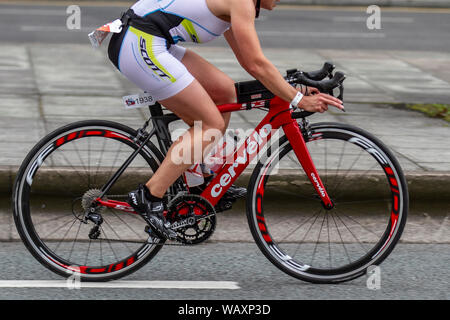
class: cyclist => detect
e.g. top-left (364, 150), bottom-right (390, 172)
top-left (107, 0), bottom-right (344, 239)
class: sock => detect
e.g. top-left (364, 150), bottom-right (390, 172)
top-left (143, 184), bottom-right (163, 202)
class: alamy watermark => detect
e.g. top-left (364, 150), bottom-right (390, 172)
top-left (66, 266), bottom-right (81, 290)
top-left (169, 121), bottom-right (281, 172)
top-left (66, 5), bottom-right (81, 30)
top-left (367, 5), bottom-right (382, 30)
top-left (366, 265), bottom-right (381, 290)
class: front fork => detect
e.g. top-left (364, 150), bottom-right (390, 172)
top-left (282, 117), bottom-right (334, 210)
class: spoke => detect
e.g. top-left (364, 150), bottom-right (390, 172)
top-left (53, 217), bottom-right (79, 255)
top-left (330, 211), bottom-right (351, 264)
top-left (107, 141), bottom-right (125, 182)
top-left (107, 208), bottom-right (146, 241)
top-left (333, 210), bottom-right (369, 253)
top-left (93, 137), bottom-right (108, 187)
top-left (99, 225), bottom-right (120, 263)
top-left (334, 198), bottom-right (392, 205)
top-left (102, 212), bottom-right (139, 254)
top-left (84, 240), bottom-right (92, 266)
top-left (67, 220), bottom-right (83, 262)
top-left (279, 208), bottom-right (322, 243)
top-left (70, 139), bottom-right (92, 187)
top-left (291, 208), bottom-right (323, 259)
top-left (50, 149), bottom-right (91, 187)
top-left (334, 209), bottom-right (383, 242)
top-left (329, 148), bottom-right (366, 195)
top-left (310, 211), bottom-right (327, 266)
top-left (38, 165), bottom-right (80, 198)
top-left (35, 213), bottom-right (76, 229)
top-left (326, 213), bottom-right (332, 269)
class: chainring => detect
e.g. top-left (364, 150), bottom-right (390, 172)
top-left (166, 193), bottom-right (216, 245)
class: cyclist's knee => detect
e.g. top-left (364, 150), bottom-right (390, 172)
top-left (205, 117), bottom-right (226, 135)
top-left (211, 79), bottom-right (236, 105)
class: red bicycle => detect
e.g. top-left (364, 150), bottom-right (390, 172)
top-left (12, 63), bottom-right (408, 283)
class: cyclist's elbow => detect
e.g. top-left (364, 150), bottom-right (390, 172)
top-left (244, 57), bottom-right (269, 78)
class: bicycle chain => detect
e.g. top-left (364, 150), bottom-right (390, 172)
top-left (95, 193), bottom-right (218, 246)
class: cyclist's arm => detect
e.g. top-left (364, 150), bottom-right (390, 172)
top-left (225, 0), bottom-right (343, 112)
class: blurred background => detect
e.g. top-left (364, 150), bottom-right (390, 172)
top-left (0, 0), bottom-right (448, 300)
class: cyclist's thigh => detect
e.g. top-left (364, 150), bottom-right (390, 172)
top-left (117, 28), bottom-right (225, 129)
top-left (159, 80), bottom-right (225, 131)
top-left (118, 27), bottom-right (194, 102)
top-left (179, 48), bottom-right (236, 105)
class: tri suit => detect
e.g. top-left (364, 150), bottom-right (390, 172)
top-left (108, 0), bottom-right (231, 101)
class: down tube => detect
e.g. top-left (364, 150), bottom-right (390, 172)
top-left (201, 114), bottom-right (276, 207)
top-left (282, 119), bottom-right (334, 209)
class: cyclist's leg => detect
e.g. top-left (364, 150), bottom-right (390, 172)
top-left (147, 79), bottom-right (226, 198)
top-left (169, 46), bottom-right (236, 127)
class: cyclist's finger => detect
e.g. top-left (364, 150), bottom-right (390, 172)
top-left (320, 96), bottom-right (344, 111)
top-left (308, 87), bottom-right (320, 95)
top-left (320, 93), bottom-right (343, 105)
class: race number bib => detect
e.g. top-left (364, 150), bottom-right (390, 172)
top-left (122, 92), bottom-right (156, 109)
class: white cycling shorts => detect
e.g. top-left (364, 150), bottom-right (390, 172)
top-left (116, 26), bottom-right (195, 101)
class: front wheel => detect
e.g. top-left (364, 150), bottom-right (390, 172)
top-left (247, 122), bottom-right (408, 283)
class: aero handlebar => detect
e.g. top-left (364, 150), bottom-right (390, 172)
top-left (286, 62), bottom-right (346, 118)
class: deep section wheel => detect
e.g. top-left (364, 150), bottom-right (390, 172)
top-left (13, 120), bottom-right (166, 281)
top-left (247, 122), bottom-right (408, 283)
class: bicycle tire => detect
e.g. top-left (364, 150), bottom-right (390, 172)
top-left (247, 122), bottom-right (408, 284)
top-left (13, 120), bottom-right (166, 281)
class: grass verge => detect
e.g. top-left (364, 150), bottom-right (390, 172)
top-left (406, 103), bottom-right (450, 122)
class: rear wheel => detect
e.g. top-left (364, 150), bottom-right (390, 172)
top-left (13, 120), bottom-right (165, 281)
top-left (247, 122), bottom-right (408, 283)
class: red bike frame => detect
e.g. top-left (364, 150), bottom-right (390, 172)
top-left (97, 96), bottom-right (334, 212)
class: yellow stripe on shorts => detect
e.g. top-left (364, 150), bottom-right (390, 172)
top-left (129, 26), bottom-right (176, 83)
top-left (181, 19), bottom-right (201, 43)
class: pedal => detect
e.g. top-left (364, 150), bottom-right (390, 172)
top-left (215, 199), bottom-right (233, 213)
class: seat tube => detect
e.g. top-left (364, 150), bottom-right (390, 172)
top-left (282, 119), bottom-right (334, 209)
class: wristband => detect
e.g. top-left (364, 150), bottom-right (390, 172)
top-left (290, 91), bottom-right (304, 109)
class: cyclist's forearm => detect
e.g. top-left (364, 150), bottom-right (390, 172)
top-left (247, 59), bottom-right (298, 104)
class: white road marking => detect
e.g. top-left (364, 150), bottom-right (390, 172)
top-left (0, 280), bottom-right (240, 290)
top-left (333, 16), bottom-right (415, 23)
top-left (21, 25), bottom-right (94, 32)
top-left (0, 8), bottom-right (66, 15)
top-left (20, 26), bottom-right (386, 39)
top-left (259, 31), bottom-right (386, 38)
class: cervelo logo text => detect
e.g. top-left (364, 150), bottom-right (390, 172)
top-left (139, 37), bottom-right (171, 80)
top-left (211, 124), bottom-right (272, 198)
top-left (310, 173), bottom-right (326, 198)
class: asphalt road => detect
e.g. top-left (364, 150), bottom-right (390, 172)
top-left (1, 1), bottom-right (449, 303)
top-left (0, 241), bottom-right (448, 300)
top-left (0, 3), bottom-right (450, 51)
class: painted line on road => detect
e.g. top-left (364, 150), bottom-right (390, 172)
top-left (0, 8), bottom-right (66, 15)
top-left (0, 280), bottom-right (241, 290)
top-left (21, 25), bottom-right (94, 32)
top-left (259, 31), bottom-right (386, 38)
top-left (19, 26), bottom-right (387, 39)
top-left (333, 16), bottom-right (415, 23)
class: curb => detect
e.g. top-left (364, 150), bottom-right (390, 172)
top-left (2, 166), bottom-right (449, 202)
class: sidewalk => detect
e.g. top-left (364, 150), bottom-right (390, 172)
top-left (0, 43), bottom-right (449, 202)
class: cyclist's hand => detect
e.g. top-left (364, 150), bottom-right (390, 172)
top-left (297, 93), bottom-right (344, 113)
top-left (298, 86), bottom-right (320, 96)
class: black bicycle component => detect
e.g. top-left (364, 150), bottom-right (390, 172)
top-left (166, 194), bottom-right (216, 245)
top-left (303, 62), bottom-right (335, 81)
